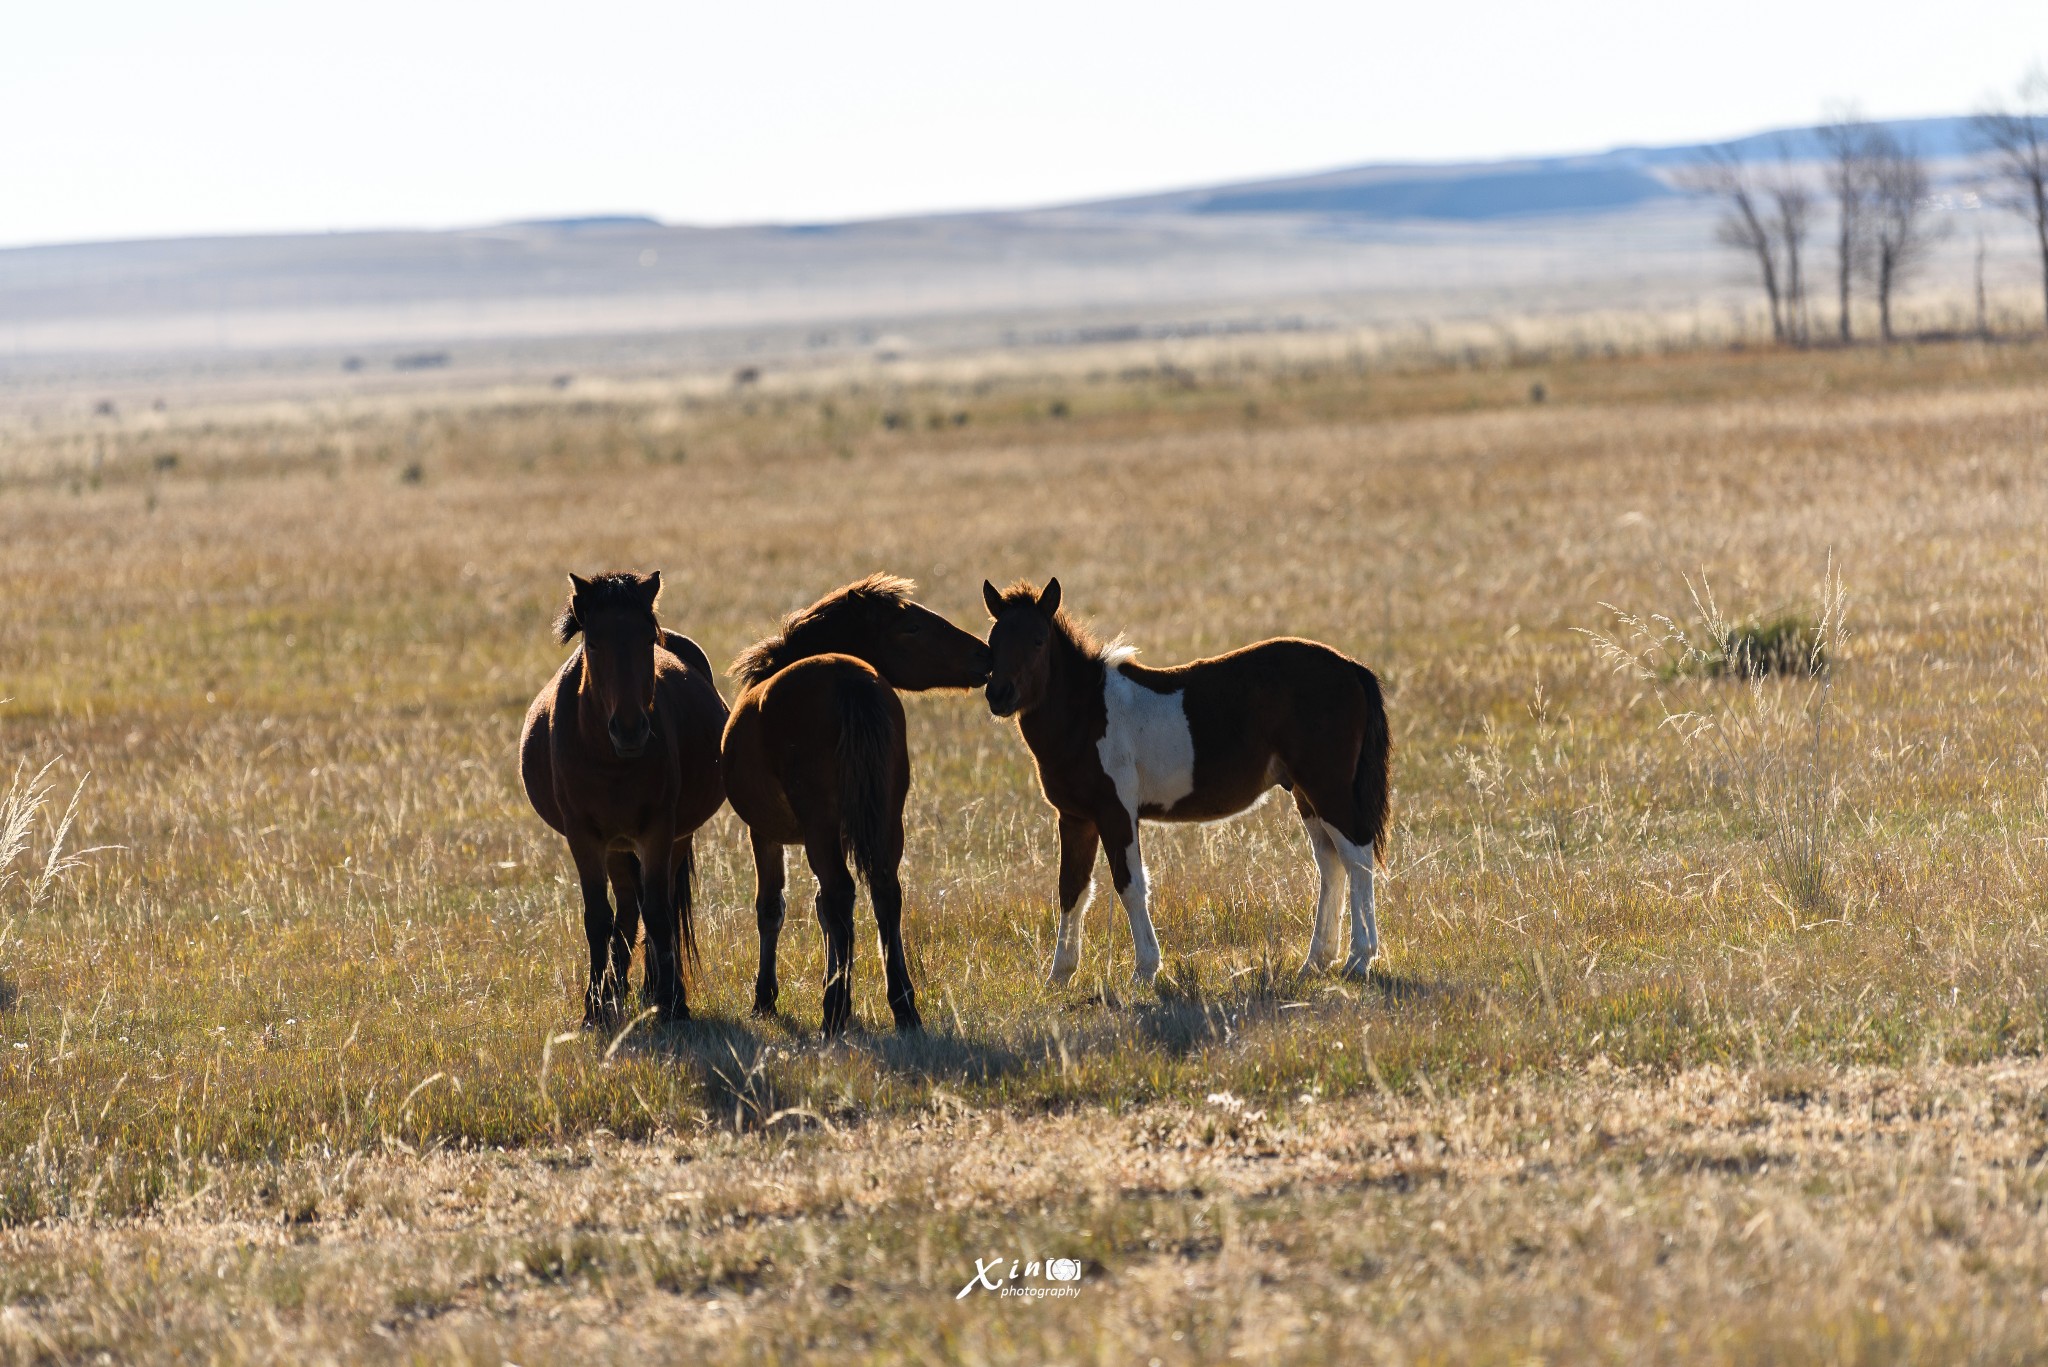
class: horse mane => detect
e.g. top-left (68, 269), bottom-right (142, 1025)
top-left (731, 573), bottom-right (917, 686)
top-left (553, 573), bottom-right (657, 644)
top-left (992, 580), bottom-right (1132, 666)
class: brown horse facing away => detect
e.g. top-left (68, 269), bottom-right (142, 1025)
top-left (982, 578), bottom-right (1391, 984)
top-left (520, 572), bottom-right (728, 1025)
top-left (723, 575), bottom-right (991, 1034)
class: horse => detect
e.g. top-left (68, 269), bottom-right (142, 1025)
top-left (519, 571), bottom-right (728, 1025)
top-left (981, 577), bottom-right (1390, 984)
top-left (723, 574), bottom-right (991, 1034)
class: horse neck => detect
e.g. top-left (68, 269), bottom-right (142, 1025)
top-left (777, 620), bottom-right (879, 677)
top-left (1020, 628), bottom-right (1101, 752)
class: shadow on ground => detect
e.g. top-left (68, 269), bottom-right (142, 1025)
top-left (577, 961), bottom-right (1462, 1131)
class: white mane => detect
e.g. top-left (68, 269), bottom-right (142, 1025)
top-left (1099, 635), bottom-right (1139, 668)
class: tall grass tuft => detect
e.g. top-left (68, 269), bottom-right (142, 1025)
top-left (0, 759), bottom-right (98, 913)
top-left (1585, 563), bottom-right (1848, 916)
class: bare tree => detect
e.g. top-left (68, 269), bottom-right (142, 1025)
top-left (1818, 111), bottom-right (1877, 342)
top-left (1974, 67), bottom-right (2048, 328)
top-left (1864, 130), bottom-right (1943, 342)
top-left (1767, 161), bottom-right (1815, 344)
top-left (1685, 149), bottom-right (1785, 342)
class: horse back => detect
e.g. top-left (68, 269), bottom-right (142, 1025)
top-left (1126, 638), bottom-right (1382, 821)
top-left (722, 654), bottom-right (908, 843)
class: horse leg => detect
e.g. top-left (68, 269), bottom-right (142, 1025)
top-left (604, 852), bottom-right (642, 1014)
top-left (1296, 756), bottom-right (1381, 978)
top-left (1332, 824), bottom-right (1380, 978)
top-left (1099, 803), bottom-right (1161, 984)
top-left (1048, 814), bottom-right (1099, 985)
top-left (1295, 797), bottom-right (1344, 974)
top-left (750, 830), bottom-right (788, 1017)
top-left (802, 826), bottom-right (859, 1036)
top-left (869, 815), bottom-right (920, 1032)
top-left (638, 825), bottom-right (687, 1022)
top-left (568, 835), bottom-right (617, 1028)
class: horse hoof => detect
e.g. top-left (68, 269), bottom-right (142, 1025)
top-left (1299, 945), bottom-right (1337, 975)
top-left (1340, 954), bottom-right (1376, 981)
top-left (1046, 963), bottom-right (1077, 986)
top-left (893, 1009), bottom-right (924, 1033)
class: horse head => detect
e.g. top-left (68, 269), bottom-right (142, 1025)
top-left (557, 570), bottom-right (663, 758)
top-left (866, 595), bottom-right (993, 692)
top-left (982, 577), bottom-right (1062, 718)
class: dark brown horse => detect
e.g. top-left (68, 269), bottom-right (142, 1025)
top-left (520, 572), bottom-right (728, 1025)
top-left (983, 578), bottom-right (1390, 982)
top-left (723, 574), bottom-right (991, 1034)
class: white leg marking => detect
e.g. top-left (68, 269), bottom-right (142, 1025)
top-left (1318, 820), bottom-right (1379, 977)
top-left (1114, 842), bottom-right (1161, 982)
top-left (1298, 817), bottom-right (1344, 973)
top-left (1049, 882), bottom-right (1092, 985)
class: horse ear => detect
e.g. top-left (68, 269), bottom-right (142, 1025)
top-left (1038, 578), bottom-right (1061, 616)
top-left (555, 575), bottom-right (585, 644)
top-left (569, 572), bottom-right (593, 598)
top-left (983, 579), bottom-right (1004, 619)
top-left (641, 570), bottom-right (662, 608)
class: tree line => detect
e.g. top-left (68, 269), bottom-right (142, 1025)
top-left (1691, 69), bottom-right (2048, 344)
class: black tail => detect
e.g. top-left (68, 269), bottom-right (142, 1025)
top-left (675, 838), bottom-right (698, 966)
top-left (835, 677), bottom-right (897, 889)
top-left (1352, 663), bottom-right (1391, 867)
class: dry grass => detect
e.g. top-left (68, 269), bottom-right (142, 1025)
top-left (5, 338), bottom-right (2048, 1362)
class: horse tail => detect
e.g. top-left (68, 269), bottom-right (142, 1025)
top-left (835, 677), bottom-right (897, 890)
top-left (675, 838), bottom-right (698, 966)
top-left (1351, 662), bottom-right (1392, 867)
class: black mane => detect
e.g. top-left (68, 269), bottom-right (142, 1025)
top-left (731, 573), bottom-right (917, 686)
top-left (554, 572), bottom-right (658, 644)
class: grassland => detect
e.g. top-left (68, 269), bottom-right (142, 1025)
top-left (4, 339), bottom-right (2048, 1362)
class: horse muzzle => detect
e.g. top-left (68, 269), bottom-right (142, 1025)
top-left (607, 718), bottom-right (653, 759)
top-left (985, 683), bottom-right (1019, 717)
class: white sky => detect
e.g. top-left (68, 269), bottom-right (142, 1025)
top-left (2, 0), bottom-right (2041, 248)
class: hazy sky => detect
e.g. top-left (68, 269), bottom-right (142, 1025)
top-left (3, 0), bottom-right (2041, 248)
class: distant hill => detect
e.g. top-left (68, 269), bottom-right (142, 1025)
top-left (0, 113), bottom-right (2010, 376)
top-left (1093, 115), bottom-right (1978, 222)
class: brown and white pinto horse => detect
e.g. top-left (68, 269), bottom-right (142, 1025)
top-left (723, 575), bottom-right (991, 1034)
top-left (520, 572), bottom-right (728, 1025)
top-left (983, 578), bottom-right (1390, 982)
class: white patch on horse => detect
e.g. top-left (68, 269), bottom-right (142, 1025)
top-left (1097, 664), bottom-right (1196, 817)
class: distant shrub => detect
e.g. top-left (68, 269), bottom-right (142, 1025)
top-left (1706, 614), bottom-right (1827, 680)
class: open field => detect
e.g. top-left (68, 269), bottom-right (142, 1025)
top-left (5, 339), bottom-right (2048, 1361)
